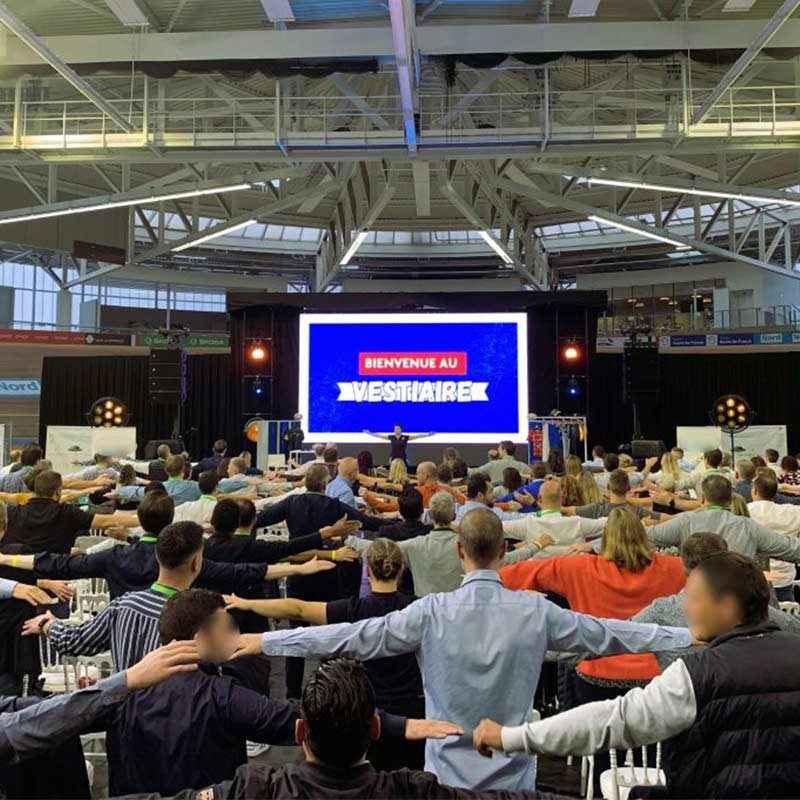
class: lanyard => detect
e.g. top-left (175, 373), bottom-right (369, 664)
top-left (139, 535), bottom-right (158, 543)
top-left (537, 509), bottom-right (560, 517)
top-left (704, 505), bottom-right (729, 512)
top-left (150, 582), bottom-right (180, 598)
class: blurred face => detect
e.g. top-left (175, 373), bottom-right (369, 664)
top-left (683, 570), bottom-right (742, 642)
top-left (227, 462), bottom-right (236, 477)
top-left (196, 608), bottom-right (240, 664)
top-left (394, 425), bottom-right (402, 435)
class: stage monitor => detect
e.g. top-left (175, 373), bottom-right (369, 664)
top-left (298, 312), bottom-right (528, 444)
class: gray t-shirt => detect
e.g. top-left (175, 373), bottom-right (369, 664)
top-left (633, 587), bottom-right (800, 670)
top-left (576, 501), bottom-right (653, 520)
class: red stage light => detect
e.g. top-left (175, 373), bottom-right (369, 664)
top-left (563, 344), bottom-right (581, 362)
top-left (248, 343), bottom-right (268, 362)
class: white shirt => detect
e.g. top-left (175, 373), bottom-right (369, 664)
top-left (172, 495), bottom-right (217, 525)
top-left (502, 511), bottom-right (606, 556)
top-left (0, 463), bottom-right (17, 476)
top-left (502, 658), bottom-right (696, 757)
top-left (747, 500), bottom-right (800, 587)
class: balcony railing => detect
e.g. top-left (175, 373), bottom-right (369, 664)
top-left (598, 305), bottom-right (800, 335)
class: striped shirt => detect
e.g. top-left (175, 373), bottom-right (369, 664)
top-left (48, 588), bottom-right (168, 672)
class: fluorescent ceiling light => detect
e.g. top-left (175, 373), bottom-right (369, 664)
top-left (584, 176), bottom-right (800, 208)
top-left (0, 184), bottom-right (252, 226)
top-left (478, 230), bottom-right (514, 264)
top-left (588, 215), bottom-right (692, 250)
top-left (104, 0), bottom-right (150, 26)
top-left (173, 218), bottom-right (257, 252)
top-left (721, 0), bottom-right (756, 11)
top-left (341, 231), bottom-right (369, 265)
top-left (260, 0), bottom-right (295, 21)
top-left (569, 0), bottom-right (601, 17)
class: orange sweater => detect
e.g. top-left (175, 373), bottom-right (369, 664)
top-left (500, 553), bottom-right (685, 682)
top-left (363, 482), bottom-right (467, 512)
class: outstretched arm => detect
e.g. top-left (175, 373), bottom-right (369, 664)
top-left (362, 429), bottom-right (390, 440)
top-left (235, 596), bottom-right (429, 661)
top-left (224, 595), bottom-right (329, 626)
top-left (475, 659), bottom-right (696, 759)
top-left (408, 431), bottom-right (435, 441)
top-left (0, 642), bottom-right (200, 768)
top-left (544, 600), bottom-right (691, 656)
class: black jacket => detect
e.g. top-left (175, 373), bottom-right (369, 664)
top-left (33, 540), bottom-right (269, 600)
top-left (255, 493), bottom-right (388, 601)
top-left (118, 760), bottom-right (560, 800)
top-left (667, 622), bottom-right (800, 798)
top-left (255, 493), bottom-right (387, 538)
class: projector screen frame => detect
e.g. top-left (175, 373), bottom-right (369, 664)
top-left (298, 311), bottom-right (529, 444)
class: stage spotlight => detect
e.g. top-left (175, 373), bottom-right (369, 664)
top-left (244, 418), bottom-right (262, 444)
top-left (710, 394), bottom-right (753, 435)
top-left (248, 342), bottom-right (268, 363)
top-left (252, 377), bottom-right (264, 396)
top-left (567, 377), bottom-right (580, 397)
top-left (562, 344), bottom-right (581, 362)
top-left (88, 396), bottom-right (129, 428)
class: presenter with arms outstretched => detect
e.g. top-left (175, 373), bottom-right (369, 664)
top-left (363, 424), bottom-right (434, 465)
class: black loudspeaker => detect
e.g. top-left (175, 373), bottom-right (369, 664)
top-left (143, 438), bottom-right (183, 461)
top-left (623, 341), bottom-right (660, 401)
top-left (631, 439), bottom-right (666, 458)
top-left (149, 348), bottom-right (187, 404)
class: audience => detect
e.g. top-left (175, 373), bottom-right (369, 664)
top-left (475, 552), bottom-right (800, 798)
top-left (239, 507), bottom-right (691, 791)
top-left (326, 456), bottom-right (359, 505)
top-left (501, 478), bottom-right (604, 553)
top-left (226, 538), bottom-right (426, 770)
top-left (5, 430), bottom-right (800, 800)
top-left (633, 532), bottom-right (800, 669)
top-left (192, 438), bottom-right (228, 479)
top-left (471, 441), bottom-right (531, 483)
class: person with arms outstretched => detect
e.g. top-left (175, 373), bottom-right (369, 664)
top-left (363, 424), bottom-right (434, 465)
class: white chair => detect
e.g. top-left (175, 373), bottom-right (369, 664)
top-left (582, 744), bottom-right (666, 800)
top-left (779, 601), bottom-right (800, 616)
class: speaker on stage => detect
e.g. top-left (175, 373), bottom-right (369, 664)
top-left (149, 348), bottom-right (187, 405)
top-left (631, 439), bottom-right (666, 458)
top-left (622, 340), bottom-right (660, 401)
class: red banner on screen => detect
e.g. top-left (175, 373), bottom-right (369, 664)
top-left (359, 351), bottom-right (468, 376)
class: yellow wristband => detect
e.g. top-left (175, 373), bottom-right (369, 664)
top-left (331, 550), bottom-right (338, 562)
top-left (11, 556), bottom-right (19, 568)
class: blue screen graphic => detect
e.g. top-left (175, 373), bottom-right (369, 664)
top-left (301, 315), bottom-right (527, 439)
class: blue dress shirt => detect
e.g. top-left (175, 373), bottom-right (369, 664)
top-left (259, 569), bottom-right (690, 791)
top-left (0, 577), bottom-right (17, 599)
top-left (116, 477), bottom-right (201, 506)
top-left (218, 476), bottom-right (250, 494)
top-left (325, 475), bottom-right (355, 507)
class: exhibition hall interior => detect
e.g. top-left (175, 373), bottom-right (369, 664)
top-left (2, 0), bottom-right (800, 798)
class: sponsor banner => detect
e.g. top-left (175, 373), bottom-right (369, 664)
top-left (136, 333), bottom-right (230, 349)
top-left (717, 333), bottom-right (755, 346)
top-left (0, 378), bottom-right (40, 397)
top-left (596, 336), bottom-right (626, 352)
top-left (0, 329), bottom-right (86, 344)
top-left (83, 332), bottom-right (132, 346)
top-left (662, 335), bottom-right (707, 347)
top-left (662, 331), bottom-right (800, 349)
top-left (0, 329), bottom-right (132, 346)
